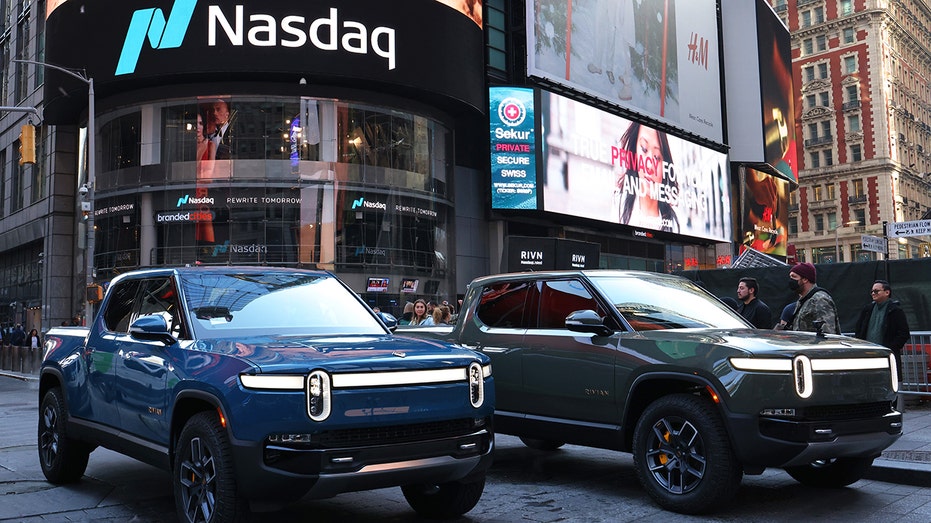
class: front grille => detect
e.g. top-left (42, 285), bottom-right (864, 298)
top-left (313, 418), bottom-right (482, 448)
top-left (801, 401), bottom-right (894, 421)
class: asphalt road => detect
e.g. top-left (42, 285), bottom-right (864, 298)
top-left (3, 376), bottom-right (931, 522)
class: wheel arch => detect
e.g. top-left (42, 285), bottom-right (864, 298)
top-left (621, 372), bottom-right (728, 452)
top-left (170, 389), bottom-right (227, 464)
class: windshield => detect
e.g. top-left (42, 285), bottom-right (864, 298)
top-left (589, 275), bottom-right (750, 331)
top-left (179, 272), bottom-right (386, 338)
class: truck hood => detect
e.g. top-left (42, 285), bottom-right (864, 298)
top-left (634, 328), bottom-right (891, 359)
top-left (195, 334), bottom-right (484, 373)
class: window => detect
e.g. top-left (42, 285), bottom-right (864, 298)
top-left (814, 7), bottom-right (824, 23)
top-left (846, 85), bottom-right (859, 103)
top-left (843, 27), bottom-right (855, 44)
top-left (137, 278), bottom-right (187, 339)
top-left (818, 63), bottom-right (828, 78)
top-left (804, 66), bottom-right (815, 82)
top-left (36, 0), bottom-right (46, 87)
top-left (823, 149), bottom-right (833, 166)
top-left (485, 0), bottom-right (507, 80)
top-left (826, 183), bottom-right (835, 200)
top-left (813, 186), bottom-right (823, 201)
top-left (103, 280), bottom-right (142, 332)
top-left (847, 114), bottom-right (861, 132)
top-left (100, 112), bottom-right (141, 172)
top-left (855, 208), bottom-right (866, 225)
top-left (844, 55), bottom-right (857, 74)
top-left (853, 178), bottom-right (865, 196)
top-left (827, 212), bottom-right (837, 230)
top-left (536, 279), bottom-right (604, 330)
top-left (14, 9), bottom-right (29, 103)
top-left (841, 0), bottom-right (853, 15)
top-left (821, 120), bottom-right (831, 138)
top-left (819, 92), bottom-right (829, 107)
top-left (803, 38), bottom-right (813, 55)
top-left (808, 123), bottom-right (818, 138)
top-left (814, 214), bottom-right (824, 231)
top-left (816, 35), bottom-right (827, 52)
top-left (476, 281), bottom-right (533, 328)
top-left (810, 152), bottom-right (820, 168)
top-left (789, 217), bottom-right (798, 235)
top-left (806, 94), bottom-right (816, 109)
top-left (801, 10), bottom-right (812, 27)
top-left (850, 144), bottom-right (862, 161)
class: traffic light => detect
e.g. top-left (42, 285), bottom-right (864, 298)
top-left (86, 284), bottom-right (103, 303)
top-left (19, 124), bottom-right (36, 165)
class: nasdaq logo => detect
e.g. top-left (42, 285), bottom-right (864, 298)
top-left (177, 194), bottom-right (215, 207)
top-left (351, 197), bottom-right (365, 209)
top-left (212, 240), bottom-right (230, 257)
top-left (116, 0), bottom-right (198, 75)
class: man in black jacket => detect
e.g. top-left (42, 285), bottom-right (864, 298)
top-left (736, 277), bottom-right (772, 329)
top-left (854, 279), bottom-right (910, 376)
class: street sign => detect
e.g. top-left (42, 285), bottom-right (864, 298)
top-left (861, 234), bottom-right (886, 253)
top-left (886, 220), bottom-right (931, 238)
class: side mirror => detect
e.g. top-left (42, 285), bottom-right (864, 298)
top-left (565, 309), bottom-right (614, 337)
top-left (376, 311), bottom-right (398, 332)
top-left (129, 315), bottom-right (177, 345)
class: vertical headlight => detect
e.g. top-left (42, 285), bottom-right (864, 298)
top-left (890, 353), bottom-right (899, 393)
top-left (306, 370), bottom-right (332, 421)
top-left (793, 355), bottom-right (813, 398)
top-left (468, 362), bottom-right (484, 408)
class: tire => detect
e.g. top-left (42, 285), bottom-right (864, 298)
top-left (519, 437), bottom-right (565, 451)
top-left (402, 476), bottom-right (486, 519)
top-left (174, 412), bottom-right (247, 523)
top-left (38, 387), bottom-right (91, 484)
top-left (632, 394), bottom-right (742, 514)
top-left (785, 457), bottom-right (874, 488)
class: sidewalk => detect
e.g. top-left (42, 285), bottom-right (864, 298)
top-left (866, 395), bottom-right (931, 486)
top-left (2, 370), bottom-right (929, 487)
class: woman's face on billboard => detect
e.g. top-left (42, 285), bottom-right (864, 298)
top-left (636, 127), bottom-right (664, 185)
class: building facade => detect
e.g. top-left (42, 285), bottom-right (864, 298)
top-left (2, 0), bottom-right (791, 333)
top-left (773, 0), bottom-right (931, 262)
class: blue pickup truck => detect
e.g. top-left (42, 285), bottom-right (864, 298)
top-left (38, 267), bottom-right (494, 522)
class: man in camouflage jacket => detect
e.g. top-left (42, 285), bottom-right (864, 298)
top-left (787, 263), bottom-right (840, 334)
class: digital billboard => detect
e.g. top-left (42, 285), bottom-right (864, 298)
top-left (527, 0), bottom-right (723, 143)
top-left (540, 90), bottom-right (731, 243)
top-left (44, 0), bottom-right (485, 123)
top-left (489, 87), bottom-right (538, 209)
top-left (722, 0), bottom-right (798, 183)
top-left (741, 167), bottom-right (789, 257)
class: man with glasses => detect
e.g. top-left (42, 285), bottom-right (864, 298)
top-left (854, 280), bottom-right (910, 377)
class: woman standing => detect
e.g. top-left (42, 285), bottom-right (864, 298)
top-left (28, 328), bottom-right (41, 350)
top-left (410, 299), bottom-right (432, 326)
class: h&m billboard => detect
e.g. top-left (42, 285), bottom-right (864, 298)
top-left (43, 0), bottom-right (485, 122)
top-left (526, 0), bottom-right (724, 144)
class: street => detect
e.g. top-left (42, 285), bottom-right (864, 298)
top-left (3, 376), bottom-right (931, 522)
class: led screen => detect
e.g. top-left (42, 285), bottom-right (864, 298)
top-left (489, 87), bottom-right (538, 209)
top-left (741, 167), bottom-right (789, 257)
top-left (527, 0), bottom-right (723, 143)
top-left (540, 90), bottom-right (732, 243)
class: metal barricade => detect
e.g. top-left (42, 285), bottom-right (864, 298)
top-left (901, 331), bottom-right (931, 395)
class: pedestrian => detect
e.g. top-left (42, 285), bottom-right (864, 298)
top-left (774, 302), bottom-right (796, 330)
top-left (410, 299), bottom-right (432, 326)
top-left (736, 277), bottom-right (772, 329)
top-left (11, 323), bottom-right (25, 346)
top-left (854, 279), bottom-right (910, 374)
top-left (431, 305), bottom-right (452, 326)
top-left (398, 302), bottom-right (415, 325)
top-left (787, 262), bottom-right (840, 333)
top-left (28, 329), bottom-right (41, 350)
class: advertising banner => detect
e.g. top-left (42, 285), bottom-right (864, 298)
top-left (741, 167), bottom-right (789, 257)
top-left (540, 90), bottom-right (731, 242)
top-left (527, 0), bottom-right (723, 143)
top-left (490, 87), bottom-right (538, 209)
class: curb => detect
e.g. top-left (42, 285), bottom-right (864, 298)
top-left (866, 459), bottom-right (931, 487)
top-left (0, 370), bottom-right (39, 382)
